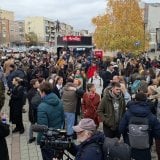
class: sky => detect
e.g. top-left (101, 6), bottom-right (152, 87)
top-left (0, 0), bottom-right (160, 32)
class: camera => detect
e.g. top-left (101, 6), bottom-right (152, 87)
top-left (32, 125), bottom-right (74, 160)
top-left (40, 128), bottom-right (73, 150)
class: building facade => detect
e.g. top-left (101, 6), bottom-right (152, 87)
top-left (25, 16), bottom-right (74, 46)
top-left (144, 3), bottom-right (160, 50)
top-left (0, 8), bottom-right (14, 47)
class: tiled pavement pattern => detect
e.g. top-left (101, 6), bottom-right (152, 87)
top-left (2, 94), bottom-right (158, 160)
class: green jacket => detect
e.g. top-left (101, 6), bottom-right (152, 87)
top-left (37, 93), bottom-right (64, 143)
top-left (97, 90), bottom-right (126, 129)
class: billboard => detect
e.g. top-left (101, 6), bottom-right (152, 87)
top-left (57, 36), bottom-right (92, 47)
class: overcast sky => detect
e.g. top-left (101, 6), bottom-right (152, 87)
top-left (0, 0), bottom-right (160, 32)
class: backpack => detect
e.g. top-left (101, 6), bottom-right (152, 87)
top-left (131, 80), bottom-right (141, 94)
top-left (128, 116), bottom-right (150, 149)
top-left (103, 137), bottom-right (131, 160)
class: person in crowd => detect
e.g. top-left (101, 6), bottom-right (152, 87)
top-left (9, 77), bottom-right (25, 134)
top-left (37, 82), bottom-right (64, 160)
top-left (101, 62), bottom-right (117, 92)
top-left (97, 82), bottom-right (126, 138)
top-left (88, 71), bottom-right (103, 96)
top-left (80, 69), bottom-right (87, 91)
top-left (62, 79), bottom-right (78, 137)
top-left (3, 56), bottom-right (14, 76)
top-left (52, 76), bottom-right (63, 99)
top-left (27, 79), bottom-right (41, 143)
top-left (73, 78), bottom-right (85, 125)
top-left (82, 83), bottom-right (100, 126)
top-left (74, 69), bottom-right (83, 88)
top-left (7, 64), bottom-right (26, 91)
top-left (0, 113), bottom-right (10, 160)
top-left (119, 92), bottom-right (160, 160)
top-left (87, 61), bottom-right (98, 79)
top-left (69, 118), bottom-right (104, 160)
top-left (0, 66), bottom-right (7, 111)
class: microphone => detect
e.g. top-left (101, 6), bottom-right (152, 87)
top-left (32, 124), bottom-right (48, 132)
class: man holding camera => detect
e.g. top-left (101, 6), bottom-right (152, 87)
top-left (69, 118), bottom-right (104, 160)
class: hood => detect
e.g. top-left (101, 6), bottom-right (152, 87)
top-left (42, 92), bottom-right (59, 106)
top-left (63, 82), bottom-right (76, 91)
top-left (104, 89), bottom-right (122, 100)
top-left (128, 101), bottom-right (151, 117)
top-left (81, 131), bottom-right (105, 146)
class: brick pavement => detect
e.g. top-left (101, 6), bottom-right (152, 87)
top-left (2, 92), bottom-right (159, 160)
top-left (2, 94), bottom-right (42, 160)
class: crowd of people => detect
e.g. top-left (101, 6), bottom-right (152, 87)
top-left (1, 49), bottom-right (160, 160)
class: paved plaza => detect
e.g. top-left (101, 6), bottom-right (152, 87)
top-left (2, 94), bottom-right (158, 160)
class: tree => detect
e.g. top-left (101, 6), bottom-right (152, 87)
top-left (92, 0), bottom-right (148, 53)
top-left (25, 32), bottom-right (38, 46)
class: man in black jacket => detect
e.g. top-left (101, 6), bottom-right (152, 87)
top-left (101, 63), bottom-right (117, 92)
top-left (0, 113), bottom-right (10, 160)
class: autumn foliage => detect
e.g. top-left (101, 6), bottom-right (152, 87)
top-left (92, 0), bottom-right (148, 53)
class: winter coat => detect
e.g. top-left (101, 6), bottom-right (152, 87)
top-left (87, 65), bottom-right (97, 79)
top-left (0, 80), bottom-right (5, 110)
top-left (82, 92), bottom-right (100, 125)
top-left (7, 68), bottom-right (26, 90)
top-left (62, 82), bottom-right (78, 113)
top-left (88, 76), bottom-right (103, 96)
top-left (37, 92), bottom-right (64, 143)
top-left (9, 85), bottom-right (24, 124)
top-left (119, 101), bottom-right (160, 160)
top-left (52, 85), bottom-right (62, 99)
top-left (0, 122), bottom-right (10, 160)
top-left (27, 88), bottom-right (41, 123)
top-left (119, 101), bottom-right (160, 144)
top-left (101, 70), bottom-right (117, 90)
top-left (69, 132), bottom-right (104, 160)
top-left (97, 90), bottom-right (126, 129)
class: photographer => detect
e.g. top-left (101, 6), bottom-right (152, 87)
top-left (69, 118), bottom-right (104, 160)
top-left (0, 113), bottom-right (10, 160)
top-left (37, 82), bottom-right (64, 160)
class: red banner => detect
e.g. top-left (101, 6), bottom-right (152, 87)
top-left (63, 36), bottom-right (81, 42)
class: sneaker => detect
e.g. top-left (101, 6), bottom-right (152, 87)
top-left (28, 137), bottom-right (36, 143)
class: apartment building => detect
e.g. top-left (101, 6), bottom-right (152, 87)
top-left (25, 16), bottom-right (74, 46)
top-left (0, 8), bottom-right (14, 47)
top-left (144, 3), bottom-right (160, 50)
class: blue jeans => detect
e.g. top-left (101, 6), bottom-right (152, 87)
top-left (64, 112), bottom-right (75, 136)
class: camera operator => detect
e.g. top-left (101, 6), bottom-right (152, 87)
top-left (69, 118), bottom-right (104, 160)
top-left (37, 82), bottom-right (64, 160)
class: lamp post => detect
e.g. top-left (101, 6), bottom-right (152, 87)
top-left (54, 20), bottom-right (61, 53)
top-left (0, 9), bottom-right (2, 47)
top-left (144, 22), bottom-right (146, 53)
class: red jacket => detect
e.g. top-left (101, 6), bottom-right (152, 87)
top-left (87, 66), bottom-right (97, 79)
top-left (82, 92), bottom-right (100, 125)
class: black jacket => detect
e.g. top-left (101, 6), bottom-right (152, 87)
top-left (0, 122), bottom-right (10, 160)
top-left (53, 86), bottom-right (61, 99)
top-left (27, 88), bottom-right (41, 123)
top-left (69, 132), bottom-right (104, 160)
top-left (9, 85), bottom-right (24, 124)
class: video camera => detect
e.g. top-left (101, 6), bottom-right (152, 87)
top-left (32, 125), bottom-right (74, 160)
